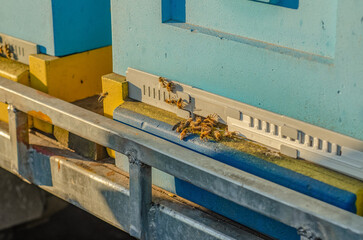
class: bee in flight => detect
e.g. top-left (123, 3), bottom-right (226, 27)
top-left (98, 92), bottom-right (109, 103)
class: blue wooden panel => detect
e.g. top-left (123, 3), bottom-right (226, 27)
top-left (0, 0), bottom-right (111, 56)
top-left (111, 0), bottom-right (363, 141)
top-left (51, 0), bottom-right (112, 56)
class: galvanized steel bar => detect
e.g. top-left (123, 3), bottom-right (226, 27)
top-left (7, 104), bottom-right (31, 181)
top-left (0, 77), bottom-right (363, 239)
top-left (0, 130), bottom-right (262, 240)
top-left (0, 122), bottom-right (11, 170)
top-left (128, 153), bottom-right (152, 239)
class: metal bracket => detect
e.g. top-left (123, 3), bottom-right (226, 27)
top-left (297, 226), bottom-right (321, 240)
top-left (0, 33), bottom-right (38, 64)
top-left (126, 68), bottom-right (363, 180)
top-left (128, 149), bottom-right (152, 240)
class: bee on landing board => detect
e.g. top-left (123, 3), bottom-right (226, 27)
top-left (165, 98), bottom-right (177, 105)
top-left (159, 77), bottom-right (167, 88)
top-left (180, 128), bottom-right (190, 140)
top-left (173, 113), bottom-right (245, 143)
top-left (4, 44), bottom-right (13, 59)
top-left (200, 128), bottom-right (212, 141)
top-left (159, 77), bottom-right (174, 92)
top-left (166, 81), bottom-right (174, 92)
top-left (190, 117), bottom-right (202, 127)
top-left (213, 130), bottom-right (221, 141)
top-left (176, 98), bottom-right (184, 109)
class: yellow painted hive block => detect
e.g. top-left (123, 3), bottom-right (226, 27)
top-left (0, 57), bottom-right (30, 123)
top-left (101, 73), bottom-right (128, 158)
top-left (28, 46), bottom-right (113, 134)
top-left (29, 46), bottom-right (112, 102)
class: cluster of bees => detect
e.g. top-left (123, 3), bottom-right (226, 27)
top-left (0, 44), bottom-right (13, 59)
top-left (173, 114), bottom-right (241, 141)
top-left (159, 77), bottom-right (185, 109)
top-left (159, 77), bottom-right (242, 142)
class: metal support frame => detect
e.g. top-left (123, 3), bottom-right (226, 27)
top-left (8, 104), bottom-right (31, 181)
top-left (129, 150), bottom-right (152, 239)
top-left (0, 77), bottom-right (363, 240)
top-left (0, 123), bottom-right (259, 240)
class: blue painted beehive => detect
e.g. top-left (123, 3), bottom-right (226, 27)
top-left (112, 0), bottom-right (363, 141)
top-left (110, 1), bottom-right (363, 239)
top-left (0, 0), bottom-right (111, 56)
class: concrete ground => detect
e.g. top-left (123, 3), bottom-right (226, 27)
top-left (0, 201), bottom-right (134, 240)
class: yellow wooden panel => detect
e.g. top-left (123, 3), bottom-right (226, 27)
top-left (29, 46), bottom-right (112, 102)
top-left (101, 73), bottom-right (127, 119)
top-left (0, 57), bottom-right (29, 123)
top-left (32, 119), bottom-right (53, 134)
top-left (101, 73), bottom-right (128, 158)
top-left (357, 190), bottom-right (363, 216)
top-left (29, 54), bottom-right (57, 93)
top-left (106, 148), bottom-right (116, 159)
top-left (0, 102), bottom-right (9, 123)
top-left (28, 46), bottom-right (112, 134)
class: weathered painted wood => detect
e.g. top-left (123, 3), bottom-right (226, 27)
top-left (111, 0), bottom-right (363, 141)
top-left (0, 0), bottom-right (111, 56)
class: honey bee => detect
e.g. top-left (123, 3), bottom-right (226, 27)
top-left (176, 98), bottom-right (184, 109)
top-left (176, 123), bottom-right (184, 133)
top-left (213, 130), bottom-right (221, 141)
top-left (172, 121), bottom-right (182, 131)
top-left (204, 114), bottom-right (218, 125)
top-left (159, 77), bottom-right (167, 88)
top-left (201, 122), bottom-right (214, 128)
top-left (4, 44), bottom-right (13, 59)
top-left (166, 81), bottom-right (174, 92)
top-left (165, 98), bottom-right (177, 105)
top-left (0, 45), bottom-right (3, 55)
top-left (159, 77), bottom-right (174, 92)
top-left (200, 129), bottom-right (211, 141)
top-left (184, 118), bottom-right (193, 128)
top-left (180, 128), bottom-right (189, 140)
top-left (190, 117), bottom-right (202, 127)
top-left (201, 126), bottom-right (212, 132)
top-left (224, 130), bottom-right (239, 139)
top-left (190, 125), bottom-right (202, 132)
top-left (98, 92), bottom-right (108, 103)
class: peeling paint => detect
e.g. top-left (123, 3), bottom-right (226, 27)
top-left (27, 111), bottom-right (52, 124)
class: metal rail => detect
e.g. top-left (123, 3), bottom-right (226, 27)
top-left (0, 77), bottom-right (362, 240)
